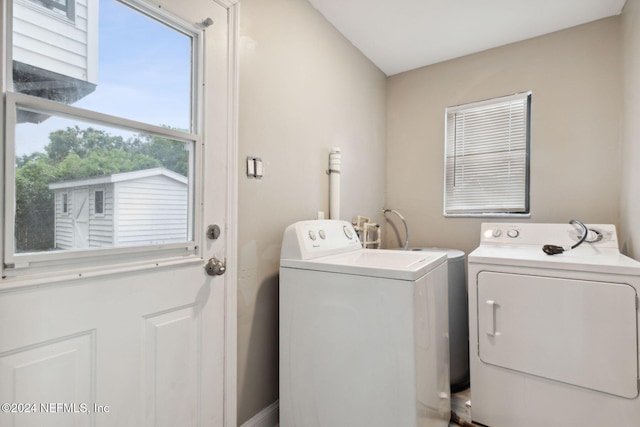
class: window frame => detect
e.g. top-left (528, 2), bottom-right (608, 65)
top-left (61, 192), bottom-right (69, 214)
top-left (26, 0), bottom-right (75, 21)
top-left (93, 188), bottom-right (105, 216)
top-left (443, 91), bottom-right (532, 218)
top-left (2, 0), bottom-right (205, 278)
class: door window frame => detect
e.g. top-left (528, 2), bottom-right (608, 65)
top-left (1, 0), bottom-right (205, 279)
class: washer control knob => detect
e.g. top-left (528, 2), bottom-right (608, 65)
top-left (308, 230), bottom-right (317, 241)
top-left (507, 229), bottom-right (520, 238)
top-left (492, 228), bottom-right (502, 238)
top-left (343, 226), bottom-right (354, 239)
top-left (319, 230), bottom-right (326, 240)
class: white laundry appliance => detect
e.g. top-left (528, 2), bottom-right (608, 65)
top-left (279, 219), bottom-right (451, 427)
top-left (468, 222), bottom-right (640, 427)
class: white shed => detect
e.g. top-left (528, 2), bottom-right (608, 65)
top-left (49, 168), bottom-right (189, 250)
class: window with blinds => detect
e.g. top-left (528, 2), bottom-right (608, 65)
top-left (444, 92), bottom-right (531, 216)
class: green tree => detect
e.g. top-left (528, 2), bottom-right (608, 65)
top-left (15, 154), bottom-right (57, 250)
top-left (54, 150), bottom-right (161, 181)
top-left (135, 134), bottom-right (189, 176)
top-left (45, 126), bottom-right (131, 164)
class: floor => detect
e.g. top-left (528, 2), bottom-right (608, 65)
top-left (276, 388), bottom-right (474, 427)
top-left (450, 388), bottom-right (472, 426)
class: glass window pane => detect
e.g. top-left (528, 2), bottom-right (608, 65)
top-left (95, 190), bottom-right (104, 214)
top-left (14, 107), bottom-right (194, 253)
top-left (27, 0), bottom-right (73, 20)
top-left (12, 0), bottom-right (192, 131)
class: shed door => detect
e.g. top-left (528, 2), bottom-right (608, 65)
top-left (72, 188), bottom-right (90, 248)
top-left (477, 271), bottom-right (639, 398)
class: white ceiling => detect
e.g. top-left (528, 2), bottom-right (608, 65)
top-left (308, 0), bottom-right (627, 76)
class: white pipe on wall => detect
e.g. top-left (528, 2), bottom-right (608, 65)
top-left (329, 147), bottom-right (341, 219)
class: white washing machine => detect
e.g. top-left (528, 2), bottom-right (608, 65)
top-left (468, 222), bottom-right (640, 427)
top-left (279, 220), bottom-right (451, 427)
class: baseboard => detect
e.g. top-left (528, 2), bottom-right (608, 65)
top-left (240, 400), bottom-right (279, 427)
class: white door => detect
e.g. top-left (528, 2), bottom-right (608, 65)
top-left (0, 1), bottom-right (237, 427)
top-left (72, 188), bottom-right (90, 249)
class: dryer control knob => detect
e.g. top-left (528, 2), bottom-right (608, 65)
top-left (343, 226), bottom-right (354, 239)
top-left (492, 229), bottom-right (502, 238)
top-left (507, 229), bottom-right (519, 238)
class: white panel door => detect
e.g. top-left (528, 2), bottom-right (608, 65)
top-left (477, 271), bottom-right (638, 398)
top-left (0, 1), bottom-right (236, 427)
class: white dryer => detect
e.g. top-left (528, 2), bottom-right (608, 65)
top-left (468, 222), bottom-right (640, 427)
top-left (279, 220), bottom-right (450, 427)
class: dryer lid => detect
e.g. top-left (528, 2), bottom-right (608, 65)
top-left (468, 222), bottom-right (640, 275)
top-left (469, 242), bottom-right (640, 275)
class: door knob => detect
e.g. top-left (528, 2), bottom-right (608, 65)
top-left (205, 257), bottom-right (226, 276)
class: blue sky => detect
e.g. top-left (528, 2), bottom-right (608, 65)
top-left (16, 0), bottom-right (193, 156)
top-left (75, 0), bottom-right (192, 127)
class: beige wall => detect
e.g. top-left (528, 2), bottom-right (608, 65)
top-left (621, 0), bottom-right (640, 258)
top-left (386, 18), bottom-right (622, 256)
top-left (237, 0), bottom-right (387, 423)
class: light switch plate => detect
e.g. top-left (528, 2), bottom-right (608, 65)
top-left (254, 158), bottom-right (263, 178)
top-left (246, 156), bottom-right (256, 177)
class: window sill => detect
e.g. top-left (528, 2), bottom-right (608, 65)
top-left (443, 212), bottom-right (531, 218)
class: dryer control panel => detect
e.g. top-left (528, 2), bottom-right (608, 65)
top-left (480, 223), bottom-right (618, 249)
top-left (281, 220), bottom-right (362, 260)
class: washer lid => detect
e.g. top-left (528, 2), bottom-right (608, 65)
top-left (411, 247), bottom-right (465, 260)
top-left (280, 249), bottom-right (447, 281)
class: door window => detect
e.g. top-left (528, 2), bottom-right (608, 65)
top-left (5, 0), bottom-right (203, 273)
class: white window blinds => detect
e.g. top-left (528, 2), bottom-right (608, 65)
top-left (444, 92), bottom-right (531, 216)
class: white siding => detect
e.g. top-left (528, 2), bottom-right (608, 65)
top-left (89, 185), bottom-right (114, 248)
top-left (114, 175), bottom-right (188, 246)
top-left (13, 0), bottom-right (97, 83)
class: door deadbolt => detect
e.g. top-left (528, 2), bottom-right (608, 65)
top-left (207, 224), bottom-right (221, 240)
top-left (205, 257), bottom-right (226, 276)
